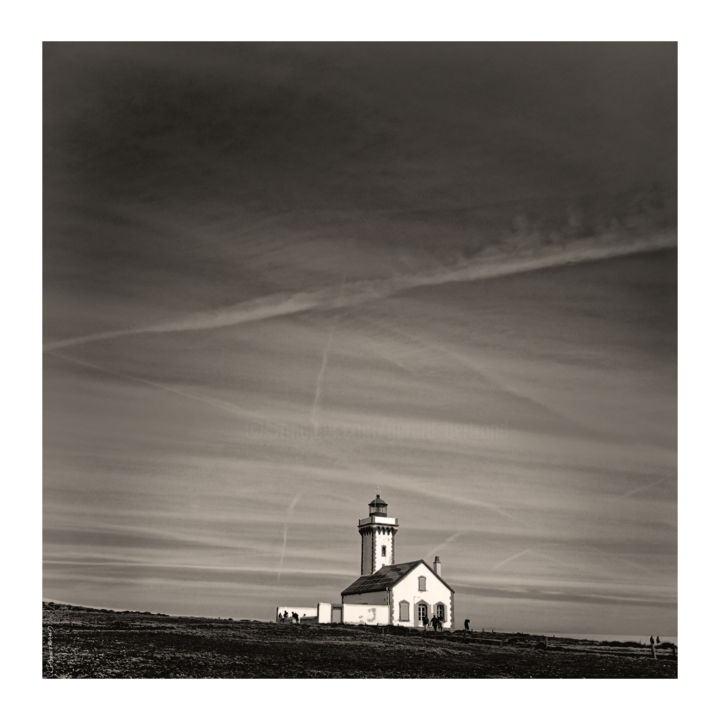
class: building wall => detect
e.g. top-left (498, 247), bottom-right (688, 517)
top-left (317, 602), bottom-right (345, 623)
top-left (341, 590), bottom-right (388, 605)
top-left (361, 526), bottom-right (396, 575)
top-left (360, 521), bottom-right (397, 575)
top-left (317, 602), bottom-right (333, 624)
top-left (342, 603), bottom-right (390, 626)
top-left (390, 564), bottom-right (453, 629)
top-left (371, 526), bottom-right (395, 572)
top-left (360, 529), bottom-right (374, 575)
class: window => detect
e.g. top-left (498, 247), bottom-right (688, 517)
top-left (417, 603), bottom-right (428, 621)
top-left (399, 600), bottom-right (409, 621)
top-left (435, 603), bottom-right (445, 621)
top-left (381, 545), bottom-right (387, 557)
top-left (418, 576), bottom-right (426, 591)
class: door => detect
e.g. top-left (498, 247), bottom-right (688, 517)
top-left (416, 601), bottom-right (429, 627)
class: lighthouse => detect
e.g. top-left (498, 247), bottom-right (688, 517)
top-left (281, 494), bottom-right (455, 629)
top-left (358, 495), bottom-right (399, 575)
top-left (341, 494), bottom-right (455, 628)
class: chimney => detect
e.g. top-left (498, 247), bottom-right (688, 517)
top-left (433, 555), bottom-right (442, 577)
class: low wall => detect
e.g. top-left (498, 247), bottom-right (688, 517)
top-left (317, 602), bottom-right (332, 624)
top-left (276, 606), bottom-right (317, 623)
top-left (342, 604), bottom-right (390, 626)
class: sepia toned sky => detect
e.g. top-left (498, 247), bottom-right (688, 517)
top-left (43, 42), bottom-right (676, 635)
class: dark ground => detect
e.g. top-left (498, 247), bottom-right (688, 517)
top-left (42, 602), bottom-right (677, 678)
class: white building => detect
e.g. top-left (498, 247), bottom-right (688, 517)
top-left (277, 495), bottom-right (455, 629)
top-left (340, 495), bottom-right (455, 629)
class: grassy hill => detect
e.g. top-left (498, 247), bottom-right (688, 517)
top-left (42, 602), bottom-right (676, 678)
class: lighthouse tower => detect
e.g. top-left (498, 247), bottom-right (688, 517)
top-left (358, 495), bottom-right (399, 575)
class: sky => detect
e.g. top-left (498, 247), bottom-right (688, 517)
top-left (43, 42), bottom-right (677, 635)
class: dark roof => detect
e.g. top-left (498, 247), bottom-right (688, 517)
top-left (341, 559), bottom-right (455, 596)
top-left (369, 495), bottom-right (387, 506)
top-left (341, 561), bottom-right (422, 596)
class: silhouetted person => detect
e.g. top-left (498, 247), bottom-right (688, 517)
top-left (283, 610), bottom-right (288, 620)
top-left (656, 636), bottom-right (660, 644)
top-left (464, 619), bottom-right (470, 631)
top-left (650, 635), bottom-right (656, 659)
top-left (431, 615), bottom-right (438, 631)
top-left (422, 614), bottom-right (429, 630)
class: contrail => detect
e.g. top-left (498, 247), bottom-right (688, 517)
top-left (362, 316), bottom-right (592, 433)
top-left (47, 351), bottom-right (264, 424)
top-left (276, 490), bottom-right (303, 582)
top-left (428, 531), bottom-right (462, 558)
top-left (309, 276), bottom-right (346, 435)
top-left (326, 439), bottom-right (525, 525)
top-left (333, 449), bottom-right (523, 525)
top-left (43, 232), bottom-right (675, 351)
top-left (310, 323), bottom-right (336, 436)
top-left (620, 476), bottom-right (671, 497)
top-left (50, 354), bottom-right (522, 526)
top-left (492, 548), bottom-right (532, 571)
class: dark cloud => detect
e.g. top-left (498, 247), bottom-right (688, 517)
top-left (44, 42), bottom-right (676, 224)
